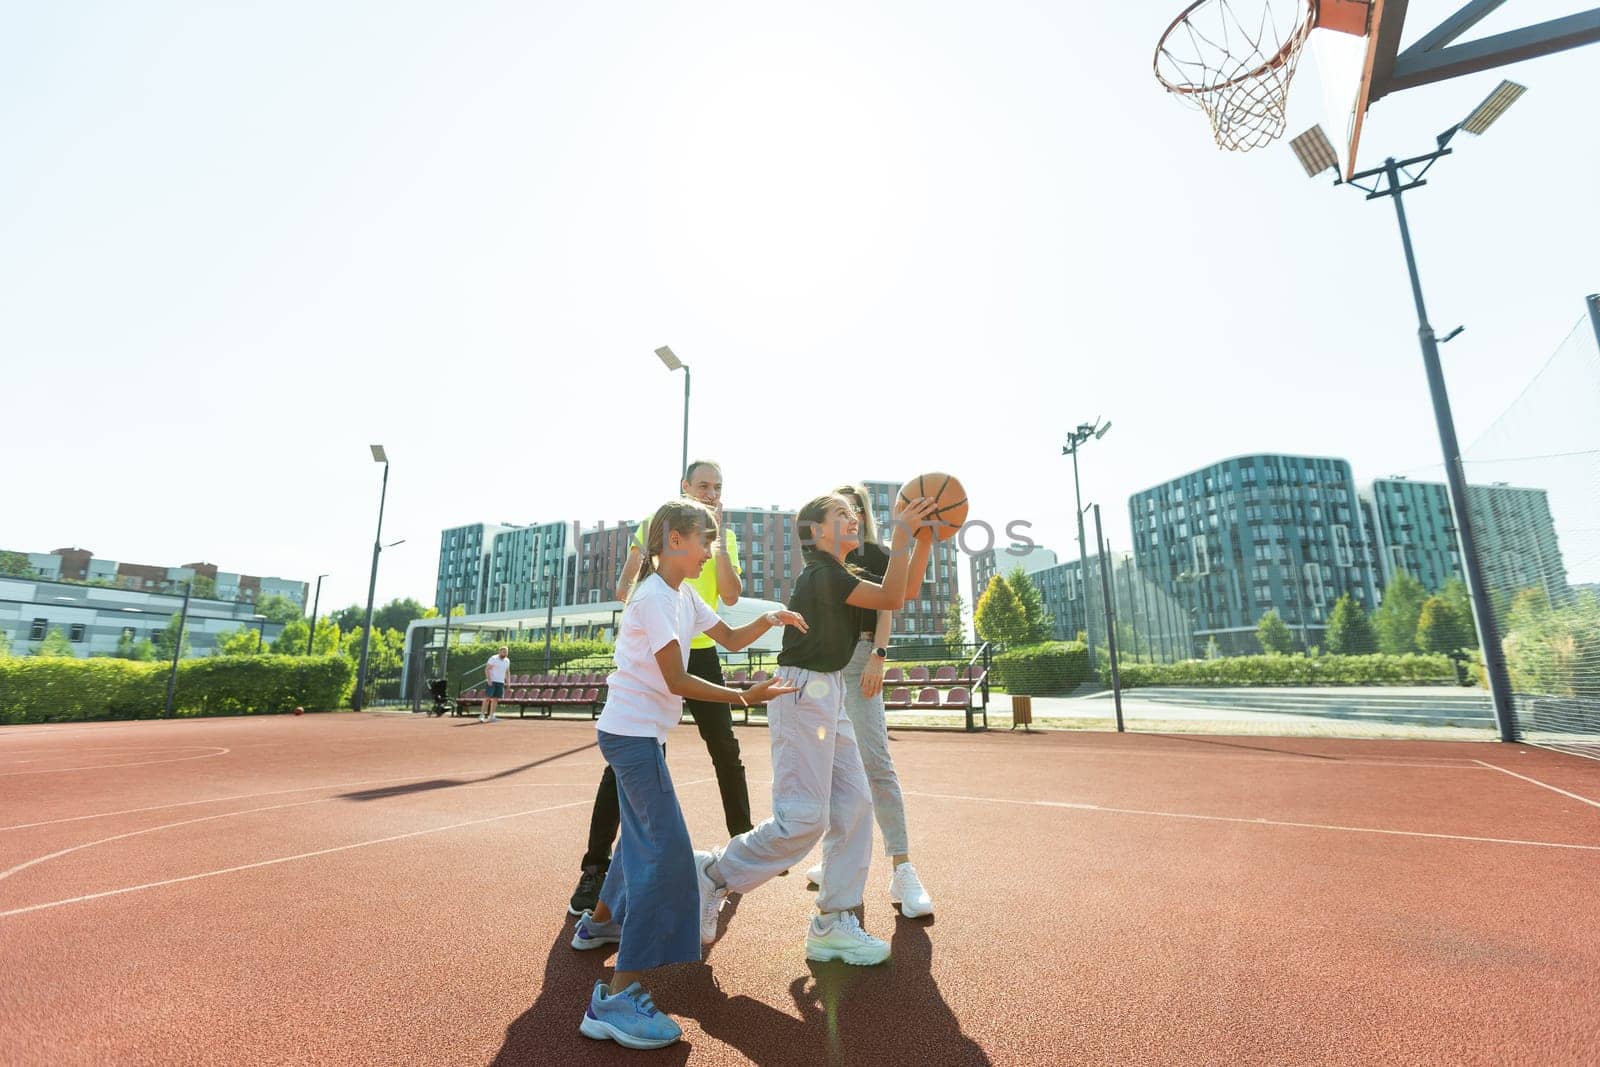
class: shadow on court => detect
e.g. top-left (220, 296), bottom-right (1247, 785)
top-left (336, 742), bottom-right (598, 802)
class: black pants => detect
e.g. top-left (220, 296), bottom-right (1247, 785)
top-left (581, 645), bottom-right (752, 871)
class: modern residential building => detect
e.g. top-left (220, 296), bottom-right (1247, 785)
top-left (1, 547), bottom-right (307, 608)
top-left (1129, 454), bottom-right (1383, 656)
top-left (436, 478), bottom-right (961, 642)
top-left (1363, 477), bottom-right (1568, 600)
top-left (970, 545), bottom-right (1059, 604)
top-left (0, 576), bottom-right (286, 659)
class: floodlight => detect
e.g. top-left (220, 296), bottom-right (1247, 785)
top-left (1096, 421), bottom-right (1113, 439)
top-left (654, 345), bottom-right (683, 371)
top-left (1461, 80), bottom-right (1526, 135)
top-left (1289, 126), bottom-right (1339, 178)
top-left (370, 444), bottom-right (388, 463)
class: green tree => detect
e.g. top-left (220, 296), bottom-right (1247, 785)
top-left (34, 627), bottom-right (76, 657)
top-left (974, 577), bottom-right (1028, 647)
top-left (0, 551), bottom-right (33, 577)
top-left (151, 613), bottom-right (191, 661)
top-left (256, 594), bottom-right (303, 625)
top-left (340, 626), bottom-right (404, 672)
top-left (1440, 578), bottom-right (1474, 629)
top-left (373, 597), bottom-right (428, 634)
top-left (1416, 595), bottom-right (1475, 654)
top-left (272, 618), bottom-right (311, 654)
top-left (0, 628), bottom-right (10, 657)
top-left (943, 592), bottom-right (968, 651)
top-left (190, 574), bottom-right (217, 599)
top-left (216, 627), bottom-right (268, 655)
top-left (311, 617), bottom-right (341, 655)
top-left (1255, 609), bottom-right (1296, 654)
top-left (1325, 594), bottom-right (1378, 655)
top-left (1006, 566), bottom-right (1054, 644)
top-left (115, 631), bottom-right (157, 661)
top-left (333, 604), bottom-right (365, 631)
top-left (1374, 571), bottom-right (1428, 655)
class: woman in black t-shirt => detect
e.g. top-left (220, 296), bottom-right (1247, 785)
top-left (800, 483), bottom-right (933, 919)
top-left (695, 490), bottom-right (937, 966)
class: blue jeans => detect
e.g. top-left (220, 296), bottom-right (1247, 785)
top-left (595, 730), bottom-right (700, 971)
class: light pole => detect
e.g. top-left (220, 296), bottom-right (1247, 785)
top-left (1291, 81), bottom-right (1526, 743)
top-left (1092, 506), bottom-right (1124, 731)
top-left (541, 564), bottom-right (559, 673)
top-left (250, 614), bottom-right (268, 654)
top-left (305, 574), bottom-right (328, 656)
top-left (655, 346), bottom-right (690, 483)
top-left (162, 579), bottom-right (192, 718)
top-left (1062, 418), bottom-right (1112, 669)
top-left (354, 444), bottom-right (390, 712)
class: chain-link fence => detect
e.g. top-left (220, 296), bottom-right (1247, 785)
top-left (1458, 297), bottom-right (1600, 752)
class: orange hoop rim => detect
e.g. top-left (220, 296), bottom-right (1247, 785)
top-left (1152, 0), bottom-right (1317, 96)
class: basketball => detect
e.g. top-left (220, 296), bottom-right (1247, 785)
top-left (898, 472), bottom-right (968, 540)
top-left (293, 706), bottom-right (304, 716)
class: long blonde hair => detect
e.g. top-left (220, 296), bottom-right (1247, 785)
top-left (638, 498), bottom-right (717, 585)
top-left (833, 483), bottom-right (879, 546)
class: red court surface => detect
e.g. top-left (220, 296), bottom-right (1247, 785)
top-left (3, 714), bottom-right (1598, 1066)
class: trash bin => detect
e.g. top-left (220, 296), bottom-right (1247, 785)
top-left (1011, 695), bottom-right (1033, 731)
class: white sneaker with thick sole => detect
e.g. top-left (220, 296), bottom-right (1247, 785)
top-left (805, 910), bottom-right (890, 965)
top-left (889, 861), bottom-right (933, 918)
top-left (805, 864), bottom-right (823, 886)
top-left (694, 850), bottom-right (728, 945)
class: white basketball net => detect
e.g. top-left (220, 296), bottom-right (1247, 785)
top-left (1154, 0), bottom-right (1317, 151)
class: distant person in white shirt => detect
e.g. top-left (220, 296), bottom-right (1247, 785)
top-left (483, 646), bottom-right (511, 723)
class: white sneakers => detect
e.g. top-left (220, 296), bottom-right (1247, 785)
top-left (806, 860), bottom-right (934, 919)
top-left (694, 850), bottom-right (728, 944)
top-left (805, 910), bottom-right (890, 965)
top-left (889, 862), bottom-right (933, 918)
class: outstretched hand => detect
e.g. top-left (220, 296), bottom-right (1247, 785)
top-left (746, 677), bottom-right (803, 704)
top-left (765, 610), bottom-right (808, 632)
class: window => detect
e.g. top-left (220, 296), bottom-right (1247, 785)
top-left (30, 618), bottom-right (47, 640)
top-left (122, 626), bottom-right (136, 641)
top-left (1331, 524), bottom-right (1353, 567)
top-left (1192, 539), bottom-right (1211, 575)
top-left (69, 624), bottom-right (86, 642)
top-left (1389, 546), bottom-right (1405, 573)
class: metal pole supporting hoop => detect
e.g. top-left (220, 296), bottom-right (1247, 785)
top-left (1154, 0), bottom-right (1318, 151)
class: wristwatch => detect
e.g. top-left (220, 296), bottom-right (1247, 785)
top-left (871, 647), bottom-right (888, 659)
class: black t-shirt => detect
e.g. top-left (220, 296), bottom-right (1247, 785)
top-left (777, 554), bottom-right (863, 672)
top-left (846, 542), bottom-right (891, 637)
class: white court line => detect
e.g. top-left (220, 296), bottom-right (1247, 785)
top-left (0, 777), bottom-right (715, 919)
top-left (1472, 760), bottom-right (1600, 810)
top-left (0, 799), bottom-right (594, 919)
top-left (0, 747), bottom-right (230, 777)
top-left (993, 743), bottom-right (1484, 770)
top-left (899, 788), bottom-right (1600, 854)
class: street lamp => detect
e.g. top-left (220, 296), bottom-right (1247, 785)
top-left (1062, 417), bottom-right (1112, 670)
top-left (306, 573), bottom-right (328, 656)
top-left (655, 345), bottom-right (690, 484)
top-left (354, 444), bottom-right (390, 712)
top-left (1291, 80), bottom-right (1526, 743)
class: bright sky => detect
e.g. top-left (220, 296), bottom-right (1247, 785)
top-left (4, 1), bottom-right (1596, 614)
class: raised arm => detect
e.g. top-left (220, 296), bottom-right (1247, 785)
top-left (846, 497), bottom-right (936, 611)
top-left (615, 544), bottom-right (644, 603)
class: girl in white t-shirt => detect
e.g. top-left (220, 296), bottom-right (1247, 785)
top-left (576, 498), bottom-right (805, 1051)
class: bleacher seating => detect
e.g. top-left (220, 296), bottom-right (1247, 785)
top-left (912, 686), bottom-right (941, 710)
top-left (884, 687), bottom-right (911, 710)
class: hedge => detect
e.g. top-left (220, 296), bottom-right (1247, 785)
top-left (0, 655), bottom-right (354, 724)
top-left (441, 639), bottom-right (614, 682)
top-left (991, 642), bottom-right (1092, 695)
top-left (1109, 653), bottom-right (1456, 689)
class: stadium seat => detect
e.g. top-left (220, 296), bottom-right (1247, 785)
top-left (884, 667), bottom-right (905, 685)
top-left (884, 687), bottom-right (912, 710)
top-left (913, 686), bottom-right (940, 709)
top-left (908, 666), bottom-right (930, 684)
top-left (933, 666), bottom-right (958, 684)
top-left (943, 687), bottom-right (971, 710)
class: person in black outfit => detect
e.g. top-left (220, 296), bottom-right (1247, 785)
top-left (568, 460), bottom-right (750, 914)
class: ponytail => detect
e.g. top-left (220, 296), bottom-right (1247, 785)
top-left (638, 497), bottom-right (718, 585)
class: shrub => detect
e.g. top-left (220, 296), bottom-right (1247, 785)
top-left (0, 655), bottom-right (353, 724)
top-left (1111, 653), bottom-right (1456, 689)
top-left (992, 642), bottom-right (1091, 695)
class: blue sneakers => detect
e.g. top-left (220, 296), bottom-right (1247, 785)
top-left (570, 910), bottom-right (622, 951)
top-left (579, 980), bottom-right (683, 1049)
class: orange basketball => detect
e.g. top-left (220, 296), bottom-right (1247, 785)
top-left (293, 706), bottom-right (304, 716)
top-left (898, 472), bottom-right (968, 541)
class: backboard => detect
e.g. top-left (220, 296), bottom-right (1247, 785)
top-left (1304, 0), bottom-right (1391, 179)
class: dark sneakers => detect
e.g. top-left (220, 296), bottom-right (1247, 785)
top-left (569, 866), bottom-right (606, 916)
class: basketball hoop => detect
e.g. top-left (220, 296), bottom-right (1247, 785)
top-left (1153, 0), bottom-right (1318, 152)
